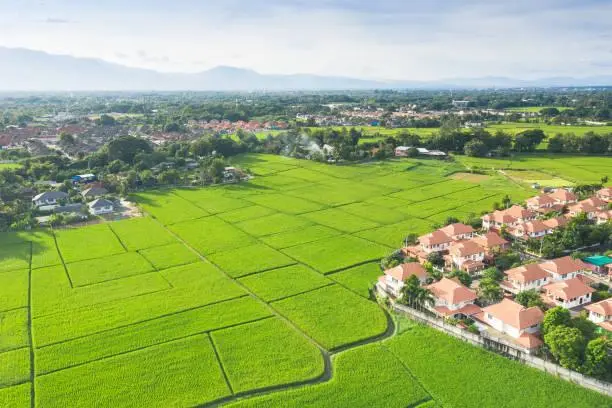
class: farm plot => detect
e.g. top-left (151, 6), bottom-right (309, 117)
top-left (259, 225), bottom-right (341, 249)
top-left (356, 218), bottom-right (434, 248)
top-left (211, 317), bottom-right (325, 393)
top-left (0, 383), bottom-right (30, 407)
top-left (169, 217), bottom-right (256, 255)
top-left (138, 242), bottom-right (200, 270)
top-left (0, 347), bottom-right (29, 387)
top-left (390, 180), bottom-right (475, 202)
top-left (0, 269), bottom-right (28, 312)
top-left (244, 193), bottom-right (325, 214)
top-left (301, 208), bottom-right (380, 233)
top-left (108, 217), bottom-right (176, 251)
top-left (272, 285), bottom-right (388, 350)
top-left (0, 243), bottom-right (30, 273)
top-left (235, 213), bottom-right (312, 237)
top-left (54, 224), bottom-right (125, 263)
top-left (282, 235), bottom-right (391, 274)
top-left (174, 189), bottom-right (250, 214)
top-left (328, 262), bottom-right (381, 298)
top-left (387, 324), bottom-right (611, 408)
top-left (36, 296), bottom-right (271, 375)
top-left (33, 263), bottom-right (245, 346)
top-left (36, 335), bottom-right (231, 408)
top-left (239, 264), bottom-right (332, 301)
top-left (216, 205), bottom-right (276, 223)
top-left (133, 190), bottom-right (209, 225)
top-left (208, 244), bottom-right (296, 278)
top-left (338, 202), bottom-right (409, 225)
top-left (66, 252), bottom-right (154, 286)
top-left (227, 344), bottom-right (433, 408)
top-left (0, 308), bottom-right (29, 352)
top-left (31, 265), bottom-right (170, 318)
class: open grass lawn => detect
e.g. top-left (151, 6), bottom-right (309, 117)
top-left (66, 252), bottom-right (154, 286)
top-left (107, 217), bottom-right (176, 251)
top-left (272, 285), bottom-right (388, 350)
top-left (207, 243), bottom-right (296, 278)
top-left (54, 224), bottom-right (125, 263)
top-left (211, 318), bottom-right (325, 393)
top-left (227, 344), bottom-right (433, 408)
top-left (1, 153), bottom-right (611, 407)
top-left (387, 324), bottom-right (611, 408)
top-left (282, 235), bottom-right (391, 274)
top-left (239, 264), bottom-right (332, 301)
top-left (36, 335), bottom-right (231, 408)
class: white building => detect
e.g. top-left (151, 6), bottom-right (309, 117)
top-left (32, 191), bottom-right (69, 210)
top-left (88, 198), bottom-right (114, 215)
top-left (377, 263), bottom-right (428, 298)
top-left (502, 264), bottom-right (550, 294)
top-left (584, 299), bottom-right (612, 332)
top-left (426, 278), bottom-right (480, 318)
top-left (480, 299), bottom-right (544, 350)
top-left (541, 278), bottom-right (595, 309)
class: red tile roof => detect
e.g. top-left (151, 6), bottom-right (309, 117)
top-left (542, 278), bottom-right (595, 301)
top-left (420, 230), bottom-right (453, 246)
top-left (384, 262), bottom-right (428, 281)
top-left (439, 223), bottom-right (474, 237)
top-left (549, 189), bottom-right (576, 203)
top-left (540, 256), bottom-right (589, 276)
top-left (482, 298), bottom-right (544, 330)
top-left (505, 264), bottom-right (549, 283)
top-left (584, 298), bottom-right (612, 317)
top-left (449, 240), bottom-right (485, 257)
top-left (427, 278), bottom-right (477, 304)
top-left (471, 232), bottom-right (508, 249)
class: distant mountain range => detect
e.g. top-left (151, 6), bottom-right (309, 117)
top-left (1, 47), bottom-right (612, 91)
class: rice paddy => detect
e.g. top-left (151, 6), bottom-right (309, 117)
top-left (0, 153), bottom-right (609, 407)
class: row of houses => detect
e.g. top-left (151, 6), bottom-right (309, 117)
top-left (31, 181), bottom-right (115, 216)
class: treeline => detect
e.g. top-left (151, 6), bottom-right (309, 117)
top-left (548, 132), bottom-right (612, 154)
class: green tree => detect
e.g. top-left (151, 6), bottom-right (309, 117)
top-left (542, 307), bottom-right (571, 334)
top-left (515, 290), bottom-right (546, 309)
top-left (107, 136), bottom-right (153, 164)
top-left (448, 270), bottom-right (472, 287)
top-left (583, 337), bottom-right (611, 380)
top-left (544, 326), bottom-right (586, 371)
top-left (399, 275), bottom-right (434, 307)
top-left (477, 276), bottom-right (503, 304)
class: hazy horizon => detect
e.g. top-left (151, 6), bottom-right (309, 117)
top-left (1, 0), bottom-right (611, 81)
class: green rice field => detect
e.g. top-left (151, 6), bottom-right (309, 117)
top-left (0, 153), bottom-right (609, 407)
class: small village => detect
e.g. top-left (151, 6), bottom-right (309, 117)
top-left (377, 186), bottom-right (612, 355)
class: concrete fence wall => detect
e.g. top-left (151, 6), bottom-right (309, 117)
top-left (391, 302), bottom-right (612, 397)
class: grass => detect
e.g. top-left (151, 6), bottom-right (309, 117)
top-left (355, 218), bottom-right (434, 248)
top-left (133, 190), bottom-right (209, 225)
top-left (0, 383), bottom-right (30, 407)
top-left (245, 193), bottom-right (325, 214)
top-left (282, 235), bottom-right (391, 274)
top-left (31, 266), bottom-right (170, 318)
top-left (272, 285), bottom-right (388, 350)
top-left (301, 208), bottom-right (380, 233)
top-left (0, 269), bottom-right (28, 312)
top-left (0, 308), bottom-right (29, 352)
top-left (33, 263), bottom-right (245, 346)
top-left (387, 323), bottom-right (611, 408)
top-left (0, 348), bottom-right (30, 387)
top-left (66, 252), bottom-right (154, 286)
top-left (216, 205), bottom-right (277, 223)
top-left (35, 296), bottom-right (270, 375)
top-left (239, 264), bottom-right (332, 301)
top-left (54, 224), bottom-right (125, 263)
top-left (174, 188), bottom-right (251, 214)
top-left (235, 213), bottom-right (312, 237)
top-left (227, 344), bottom-right (432, 408)
top-left (211, 318), bottom-right (325, 393)
top-left (328, 262), bottom-right (381, 298)
top-left (207, 244), bottom-right (296, 278)
top-left (259, 225), bottom-right (341, 249)
top-left (0, 243), bottom-right (30, 273)
top-left (36, 335), bottom-right (231, 408)
top-left (138, 242), bottom-right (200, 270)
top-left (108, 217), bottom-right (176, 251)
top-left (169, 217), bottom-right (257, 255)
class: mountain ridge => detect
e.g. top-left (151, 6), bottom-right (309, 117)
top-left (1, 47), bottom-right (611, 91)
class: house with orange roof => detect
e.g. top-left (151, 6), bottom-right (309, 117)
top-left (378, 262), bottom-right (428, 298)
top-left (479, 298), bottom-right (544, 349)
top-left (501, 264), bottom-right (551, 294)
top-left (596, 187), bottom-right (612, 203)
top-left (584, 298), bottom-right (612, 332)
top-left (438, 223), bottom-right (475, 241)
top-left (419, 230), bottom-right (453, 253)
top-left (481, 205), bottom-right (537, 231)
top-left (542, 216), bottom-right (568, 230)
top-left (548, 189), bottom-right (577, 206)
top-left (526, 194), bottom-right (556, 211)
top-left (568, 197), bottom-right (608, 219)
top-left (595, 210), bottom-right (612, 225)
top-left (426, 277), bottom-right (480, 318)
top-left (445, 240), bottom-right (486, 273)
top-left (541, 277), bottom-right (595, 309)
top-left (471, 232), bottom-right (509, 255)
top-left (508, 219), bottom-right (550, 240)
top-left (539, 256), bottom-right (590, 281)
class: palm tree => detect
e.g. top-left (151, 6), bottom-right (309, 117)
top-left (399, 275), bottom-right (434, 308)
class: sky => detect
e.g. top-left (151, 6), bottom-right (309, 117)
top-left (0, 0), bottom-right (611, 80)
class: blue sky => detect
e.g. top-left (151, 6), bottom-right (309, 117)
top-left (0, 0), bottom-right (611, 79)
